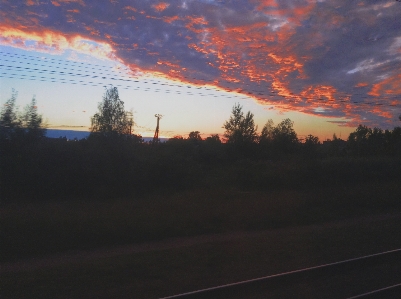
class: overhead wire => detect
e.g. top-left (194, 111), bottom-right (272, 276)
top-left (2, 52), bottom-right (399, 137)
top-left (0, 51), bottom-right (396, 100)
top-left (1, 51), bottom-right (400, 109)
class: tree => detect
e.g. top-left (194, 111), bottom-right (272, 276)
top-left (223, 103), bottom-right (257, 145)
top-left (200, 134), bottom-right (224, 163)
top-left (348, 125), bottom-right (371, 143)
top-left (0, 90), bottom-right (45, 142)
top-left (170, 135), bottom-right (184, 140)
top-left (20, 96), bottom-right (46, 140)
top-left (273, 119), bottom-right (297, 138)
top-left (188, 131), bottom-right (202, 142)
top-left (259, 118), bottom-right (299, 156)
top-left (368, 127), bottom-right (385, 155)
top-left (303, 134), bottom-right (320, 157)
top-left (305, 134), bottom-right (320, 146)
top-left (205, 134), bottom-right (221, 144)
top-left (90, 86), bottom-right (133, 137)
top-left (389, 127), bottom-right (401, 155)
top-left (259, 119), bottom-right (274, 143)
top-left (348, 125), bottom-right (372, 155)
top-left (271, 118), bottom-right (299, 153)
top-left (0, 89), bottom-right (20, 140)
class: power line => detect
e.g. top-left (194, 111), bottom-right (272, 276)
top-left (345, 283), bottom-right (401, 299)
top-left (159, 248), bottom-right (401, 299)
top-left (2, 70), bottom-right (396, 108)
top-left (1, 52), bottom-right (400, 110)
top-left (2, 52), bottom-right (399, 101)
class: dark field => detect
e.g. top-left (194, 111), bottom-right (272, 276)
top-left (2, 178), bottom-right (401, 298)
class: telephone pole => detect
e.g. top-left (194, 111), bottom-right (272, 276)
top-left (153, 114), bottom-right (163, 144)
top-left (126, 111), bottom-right (133, 135)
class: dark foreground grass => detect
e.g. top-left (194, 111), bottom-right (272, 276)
top-left (2, 179), bottom-right (401, 262)
top-left (3, 212), bottom-right (401, 299)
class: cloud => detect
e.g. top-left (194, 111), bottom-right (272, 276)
top-left (0, 27), bottom-right (115, 60)
top-left (152, 2), bottom-right (170, 12)
top-left (0, 0), bottom-right (400, 128)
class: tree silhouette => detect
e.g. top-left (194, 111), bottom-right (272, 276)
top-left (188, 131), bottom-right (202, 141)
top-left (205, 134), bottom-right (221, 144)
top-left (0, 89), bottom-right (20, 141)
top-left (303, 134), bottom-right (320, 157)
top-left (90, 86), bottom-right (132, 138)
top-left (305, 134), bottom-right (320, 145)
top-left (20, 97), bottom-right (46, 140)
top-left (0, 90), bottom-right (45, 142)
top-left (348, 125), bottom-right (371, 155)
top-left (259, 118), bottom-right (298, 156)
top-left (389, 127), bottom-right (401, 155)
top-left (260, 119), bottom-right (274, 141)
top-left (223, 103), bottom-right (257, 145)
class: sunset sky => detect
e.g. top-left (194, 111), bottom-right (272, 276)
top-left (1, 0), bottom-right (400, 140)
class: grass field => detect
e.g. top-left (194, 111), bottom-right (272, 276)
top-left (2, 179), bottom-right (401, 298)
top-left (2, 179), bottom-right (401, 262)
top-left (3, 212), bottom-right (401, 298)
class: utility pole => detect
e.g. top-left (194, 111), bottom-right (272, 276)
top-left (127, 111), bottom-right (133, 135)
top-left (153, 114), bottom-right (163, 144)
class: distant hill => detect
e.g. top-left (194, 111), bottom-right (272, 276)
top-left (46, 129), bottom-right (168, 142)
top-left (46, 129), bottom-right (90, 140)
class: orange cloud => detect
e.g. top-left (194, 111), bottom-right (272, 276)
top-left (300, 85), bottom-right (338, 102)
top-left (123, 6), bottom-right (137, 12)
top-left (255, 0), bottom-right (315, 25)
top-left (254, 0), bottom-right (278, 8)
top-left (355, 82), bottom-right (369, 88)
top-left (180, 8), bottom-right (311, 103)
top-left (188, 43), bottom-right (211, 55)
top-left (369, 74), bottom-right (401, 97)
top-left (152, 2), bottom-right (169, 12)
top-left (163, 15), bottom-right (180, 24)
top-left (184, 16), bottom-right (208, 33)
top-left (371, 107), bottom-right (393, 119)
top-left (84, 25), bottom-right (100, 36)
top-left (0, 26), bottom-right (114, 60)
top-left (157, 60), bottom-right (180, 68)
top-left (26, 0), bottom-right (38, 6)
top-left (56, 0), bottom-right (85, 5)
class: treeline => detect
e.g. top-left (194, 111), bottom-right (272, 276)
top-left (0, 89), bottom-right (45, 142)
top-left (1, 87), bottom-right (401, 201)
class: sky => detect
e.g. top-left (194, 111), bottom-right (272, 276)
top-left (0, 0), bottom-right (400, 140)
